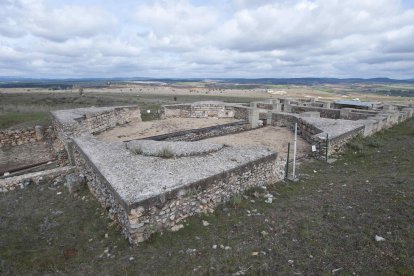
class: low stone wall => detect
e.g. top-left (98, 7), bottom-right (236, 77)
top-left (161, 102), bottom-right (236, 119)
top-left (72, 142), bottom-right (281, 244)
top-left (271, 112), bottom-right (300, 128)
top-left (233, 106), bottom-right (249, 120)
top-left (52, 106), bottom-right (142, 139)
top-left (0, 166), bottom-right (74, 193)
top-left (297, 119), bottom-right (323, 144)
top-left (256, 103), bottom-right (273, 110)
top-left (327, 126), bottom-right (365, 154)
top-left (160, 104), bottom-right (192, 118)
top-left (139, 121), bottom-right (251, 142)
top-left (82, 107), bottom-right (142, 134)
top-left (52, 106), bottom-right (141, 164)
top-left (340, 108), bottom-right (379, 120)
top-left (0, 126), bottom-right (53, 148)
top-left (126, 155), bottom-right (281, 243)
top-left (290, 105), bottom-right (340, 119)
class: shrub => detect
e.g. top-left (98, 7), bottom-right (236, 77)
top-left (349, 142), bottom-right (363, 151)
top-left (231, 194), bottom-right (242, 208)
top-left (131, 146), bottom-right (143, 155)
top-left (158, 147), bottom-right (175, 158)
top-left (366, 139), bottom-right (382, 148)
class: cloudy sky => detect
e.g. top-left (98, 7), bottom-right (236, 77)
top-left (1, 0), bottom-right (414, 79)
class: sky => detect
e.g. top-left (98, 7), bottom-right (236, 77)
top-left (0, 0), bottom-right (414, 79)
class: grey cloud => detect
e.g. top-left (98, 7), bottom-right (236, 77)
top-left (0, 0), bottom-right (413, 78)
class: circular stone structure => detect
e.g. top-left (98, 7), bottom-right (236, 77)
top-left (125, 140), bottom-right (224, 157)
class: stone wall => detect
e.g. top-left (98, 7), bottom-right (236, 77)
top-left (127, 155), bottom-right (281, 244)
top-left (271, 112), bottom-right (300, 129)
top-left (52, 106), bottom-right (142, 140)
top-left (327, 126), bottom-right (365, 155)
top-left (81, 107), bottom-right (142, 134)
top-left (0, 166), bottom-right (74, 193)
top-left (140, 121), bottom-right (251, 142)
top-left (52, 106), bottom-right (141, 164)
top-left (72, 142), bottom-right (281, 244)
top-left (160, 104), bottom-right (192, 118)
top-left (0, 126), bottom-right (53, 148)
top-left (339, 108), bottom-right (379, 120)
top-left (161, 102), bottom-right (237, 119)
top-left (256, 103), bottom-right (273, 110)
top-left (233, 106), bottom-right (249, 120)
top-left (290, 105), bottom-right (340, 119)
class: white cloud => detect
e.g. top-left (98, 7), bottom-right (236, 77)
top-left (0, 0), bottom-right (413, 78)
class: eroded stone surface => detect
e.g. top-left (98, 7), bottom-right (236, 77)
top-left (126, 140), bottom-right (224, 157)
top-left (73, 136), bottom-right (276, 207)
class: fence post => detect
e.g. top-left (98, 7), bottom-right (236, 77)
top-left (285, 142), bottom-right (290, 179)
top-left (325, 133), bottom-right (329, 162)
top-left (292, 123), bottom-right (297, 179)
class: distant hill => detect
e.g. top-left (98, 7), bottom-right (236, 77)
top-left (0, 77), bottom-right (413, 88)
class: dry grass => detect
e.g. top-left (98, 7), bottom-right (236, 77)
top-left (0, 119), bottom-right (413, 275)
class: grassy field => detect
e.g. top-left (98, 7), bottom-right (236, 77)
top-left (0, 92), bottom-right (262, 128)
top-left (0, 112), bottom-right (51, 129)
top-left (0, 119), bottom-right (413, 275)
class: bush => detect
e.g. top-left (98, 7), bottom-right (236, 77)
top-left (366, 139), bottom-right (382, 148)
top-left (158, 147), bottom-right (175, 159)
top-left (349, 142), bottom-right (363, 151)
top-left (131, 146), bottom-right (143, 155)
top-left (231, 194), bottom-right (242, 208)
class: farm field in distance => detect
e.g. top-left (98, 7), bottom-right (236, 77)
top-left (0, 80), bottom-right (413, 129)
top-left (0, 79), bottom-right (413, 274)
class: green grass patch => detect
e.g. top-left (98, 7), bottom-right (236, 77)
top-left (0, 112), bottom-right (51, 129)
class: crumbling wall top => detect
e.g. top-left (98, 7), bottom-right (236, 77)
top-left (72, 136), bottom-right (276, 209)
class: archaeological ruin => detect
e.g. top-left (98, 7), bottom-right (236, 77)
top-left (1, 98), bottom-right (413, 244)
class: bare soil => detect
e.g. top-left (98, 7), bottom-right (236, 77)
top-left (96, 117), bottom-right (239, 142)
top-left (202, 126), bottom-right (310, 159)
top-left (0, 141), bottom-right (55, 174)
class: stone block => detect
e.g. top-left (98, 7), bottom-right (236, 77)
top-left (248, 108), bottom-right (260, 128)
top-left (65, 173), bottom-right (86, 193)
top-left (300, 112), bottom-right (320, 118)
top-left (284, 103), bottom-right (292, 113)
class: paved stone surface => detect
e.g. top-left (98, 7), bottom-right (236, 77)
top-left (73, 136), bottom-right (275, 207)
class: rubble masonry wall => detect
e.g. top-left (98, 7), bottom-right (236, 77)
top-left (72, 142), bottom-right (282, 244)
top-left (0, 126), bottom-right (53, 148)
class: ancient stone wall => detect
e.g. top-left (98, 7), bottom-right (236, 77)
top-left (0, 126), bottom-right (53, 148)
top-left (0, 166), bottom-right (74, 193)
top-left (160, 104), bottom-right (192, 118)
top-left (82, 107), bottom-right (142, 134)
top-left (256, 103), bottom-right (273, 110)
top-left (162, 103), bottom-right (237, 119)
top-left (297, 119), bottom-right (323, 144)
top-left (233, 106), bottom-right (249, 120)
top-left (271, 112), bottom-right (300, 128)
top-left (140, 121), bottom-right (251, 142)
top-left (52, 106), bottom-right (141, 164)
top-left (72, 142), bottom-right (281, 244)
top-left (290, 105), bottom-right (340, 119)
top-left (339, 108), bottom-right (379, 120)
top-left (327, 126), bottom-right (365, 155)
